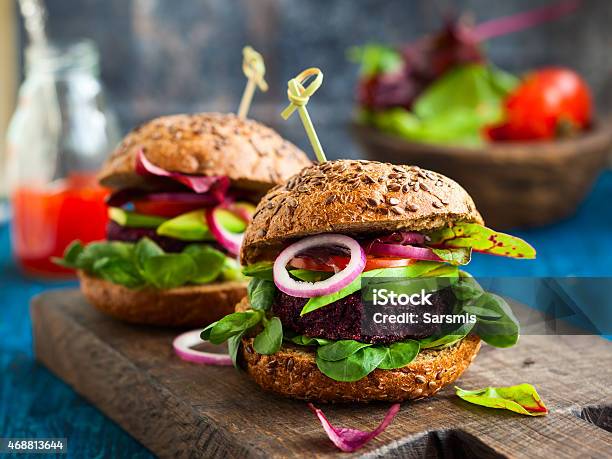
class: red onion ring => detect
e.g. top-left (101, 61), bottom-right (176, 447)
top-left (205, 207), bottom-right (244, 257)
top-left (173, 329), bottom-right (232, 366)
top-left (273, 234), bottom-right (366, 298)
top-left (136, 149), bottom-right (230, 194)
top-left (367, 242), bottom-right (442, 261)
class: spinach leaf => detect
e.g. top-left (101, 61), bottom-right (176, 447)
top-left (52, 240), bottom-right (84, 268)
top-left (427, 223), bottom-right (536, 259)
top-left (228, 332), bottom-right (246, 368)
top-left (54, 239), bottom-right (232, 289)
top-left (471, 293), bottom-right (519, 348)
top-left (134, 237), bottom-right (164, 272)
top-left (183, 244), bottom-right (226, 284)
top-left (242, 261), bottom-right (274, 280)
top-left (456, 384), bottom-right (548, 416)
top-left (247, 278), bottom-right (276, 311)
top-left (316, 347), bottom-right (387, 382)
top-left (289, 335), bottom-right (333, 346)
top-left (377, 340), bottom-right (420, 370)
top-left (317, 340), bottom-right (372, 362)
top-left (462, 305), bottom-right (503, 320)
top-left (253, 317), bottom-right (283, 355)
top-left (452, 275), bottom-right (484, 301)
top-left (76, 241), bottom-right (134, 272)
top-left (418, 320), bottom-right (475, 350)
top-left (93, 257), bottom-right (144, 288)
top-left (142, 254), bottom-right (197, 289)
top-left (203, 310), bottom-right (263, 344)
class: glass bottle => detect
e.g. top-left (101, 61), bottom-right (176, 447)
top-left (6, 39), bottom-right (119, 277)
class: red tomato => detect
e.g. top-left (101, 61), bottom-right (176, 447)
top-left (487, 67), bottom-right (592, 141)
top-left (133, 200), bottom-right (205, 218)
top-left (289, 255), bottom-right (414, 272)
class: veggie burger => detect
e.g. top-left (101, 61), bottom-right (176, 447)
top-left (203, 159), bottom-right (535, 402)
top-left (56, 113), bottom-right (310, 327)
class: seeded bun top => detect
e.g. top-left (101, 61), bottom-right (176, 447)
top-left (241, 159), bottom-right (483, 265)
top-left (98, 113), bottom-right (311, 191)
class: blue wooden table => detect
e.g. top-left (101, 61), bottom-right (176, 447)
top-left (1, 171), bottom-right (611, 458)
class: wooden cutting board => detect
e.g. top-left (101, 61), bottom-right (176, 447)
top-left (31, 290), bottom-right (612, 458)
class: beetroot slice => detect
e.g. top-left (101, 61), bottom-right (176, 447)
top-left (135, 149), bottom-right (230, 194)
top-left (308, 403), bottom-right (400, 452)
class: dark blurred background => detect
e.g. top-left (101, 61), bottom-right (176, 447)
top-left (16, 0), bottom-right (612, 159)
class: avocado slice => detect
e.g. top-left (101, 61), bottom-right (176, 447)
top-left (108, 207), bottom-right (167, 228)
top-left (156, 209), bottom-right (247, 241)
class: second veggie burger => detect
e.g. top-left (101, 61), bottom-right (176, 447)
top-left (57, 113), bottom-right (310, 326)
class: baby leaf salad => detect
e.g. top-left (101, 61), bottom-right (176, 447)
top-left (202, 222), bottom-right (535, 381)
top-left (55, 149), bottom-right (253, 288)
top-left (353, 13), bottom-right (592, 144)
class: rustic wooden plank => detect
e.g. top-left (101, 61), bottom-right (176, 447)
top-left (31, 290), bottom-right (612, 458)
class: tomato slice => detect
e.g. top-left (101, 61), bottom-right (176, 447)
top-left (289, 255), bottom-right (414, 272)
top-left (133, 200), bottom-right (206, 218)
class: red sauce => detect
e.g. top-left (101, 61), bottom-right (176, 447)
top-left (11, 172), bottom-right (109, 278)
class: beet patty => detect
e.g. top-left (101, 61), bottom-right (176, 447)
top-left (272, 288), bottom-right (455, 344)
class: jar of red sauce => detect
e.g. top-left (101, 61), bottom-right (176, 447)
top-left (6, 40), bottom-right (119, 278)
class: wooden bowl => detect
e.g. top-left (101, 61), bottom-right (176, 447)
top-left (352, 121), bottom-right (612, 229)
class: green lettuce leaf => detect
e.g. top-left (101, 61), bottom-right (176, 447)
top-left (427, 223), bottom-right (536, 259)
top-left (455, 384), bottom-right (548, 416)
top-left (414, 64), bottom-right (516, 123)
top-left (348, 44), bottom-right (403, 77)
top-left (363, 64), bottom-right (518, 146)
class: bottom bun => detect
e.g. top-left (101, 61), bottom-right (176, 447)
top-left (79, 271), bottom-right (247, 327)
top-left (240, 335), bottom-right (481, 403)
